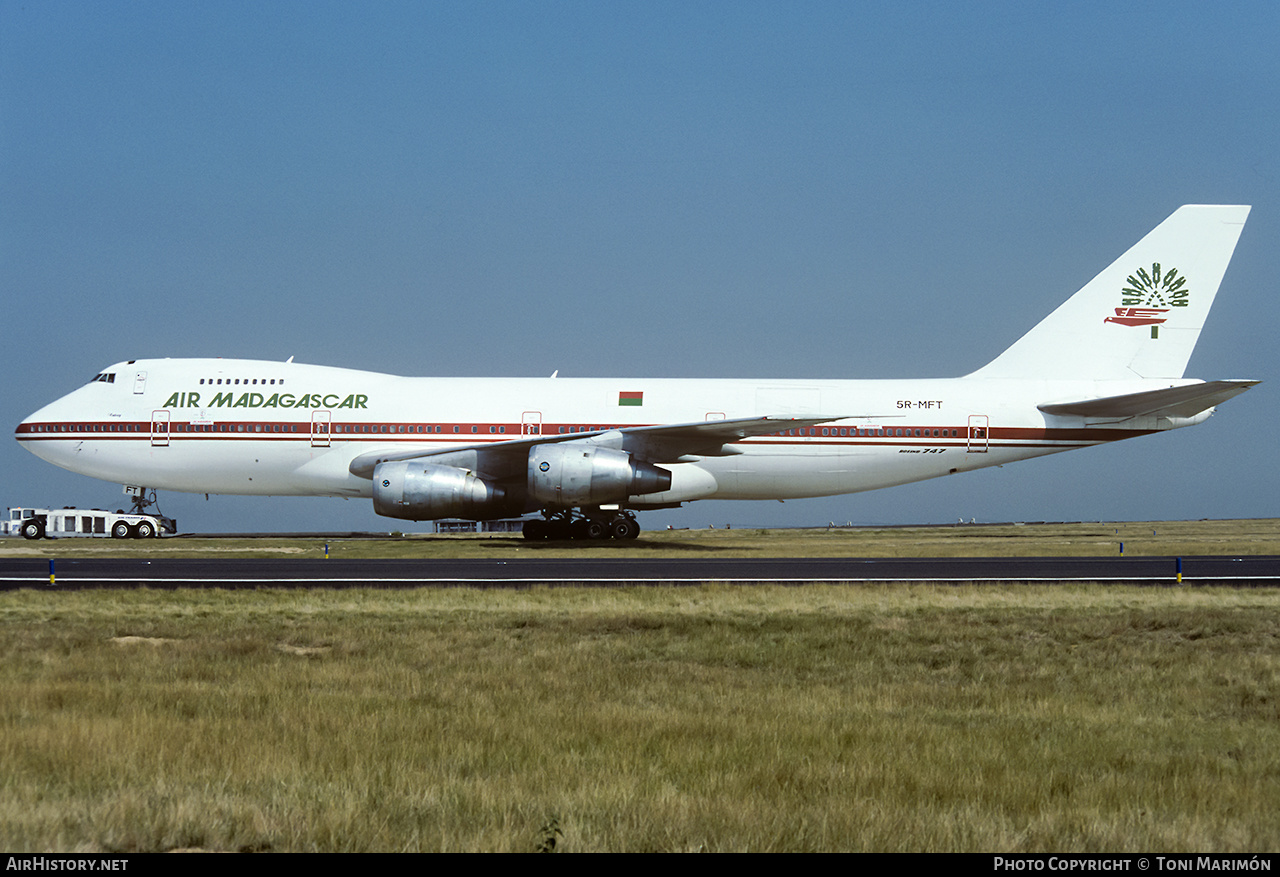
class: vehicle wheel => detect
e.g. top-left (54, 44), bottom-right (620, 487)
top-left (523, 520), bottom-right (546, 540)
top-left (610, 517), bottom-right (638, 540)
top-left (111, 521), bottom-right (133, 539)
top-left (583, 519), bottom-right (608, 540)
top-left (21, 521), bottom-right (44, 540)
top-left (135, 521), bottom-right (155, 539)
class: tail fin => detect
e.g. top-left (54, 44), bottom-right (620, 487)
top-left (969, 205), bottom-right (1250, 380)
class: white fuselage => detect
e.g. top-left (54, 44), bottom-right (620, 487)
top-left (16, 358), bottom-right (1202, 510)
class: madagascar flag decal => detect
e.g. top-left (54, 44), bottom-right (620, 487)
top-left (618, 391), bottom-right (643, 407)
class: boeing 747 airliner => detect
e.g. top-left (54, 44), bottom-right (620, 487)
top-left (15, 205), bottom-right (1256, 539)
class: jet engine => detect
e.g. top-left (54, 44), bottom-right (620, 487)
top-left (372, 460), bottom-right (508, 520)
top-left (529, 444), bottom-right (671, 507)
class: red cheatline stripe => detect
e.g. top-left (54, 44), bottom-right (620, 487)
top-left (15, 420), bottom-right (1142, 451)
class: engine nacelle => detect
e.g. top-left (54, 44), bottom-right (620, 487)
top-left (372, 461), bottom-right (507, 521)
top-left (529, 444), bottom-right (671, 507)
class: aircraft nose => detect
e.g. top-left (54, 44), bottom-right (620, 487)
top-left (16, 407), bottom-right (45, 439)
top-left (15, 392), bottom-right (84, 445)
top-left (16, 407), bottom-right (52, 446)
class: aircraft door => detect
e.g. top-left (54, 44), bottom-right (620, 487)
top-left (522, 411), bottom-right (542, 436)
top-left (133, 371), bottom-right (148, 394)
top-left (967, 414), bottom-right (989, 453)
top-left (311, 411), bottom-right (331, 448)
top-left (151, 409), bottom-right (170, 447)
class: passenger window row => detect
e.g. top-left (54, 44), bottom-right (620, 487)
top-left (198, 377), bottom-right (285, 386)
top-left (26, 421), bottom-right (974, 439)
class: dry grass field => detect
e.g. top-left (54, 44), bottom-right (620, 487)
top-left (1, 580), bottom-right (1277, 852)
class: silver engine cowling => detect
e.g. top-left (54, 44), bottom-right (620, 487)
top-left (529, 444), bottom-right (671, 507)
top-left (372, 460), bottom-right (507, 520)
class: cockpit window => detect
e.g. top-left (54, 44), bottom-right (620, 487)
top-left (90, 373), bottom-right (116, 384)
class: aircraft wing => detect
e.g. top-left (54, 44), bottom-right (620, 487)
top-left (1037, 380), bottom-right (1259, 419)
top-left (347, 414), bottom-right (844, 480)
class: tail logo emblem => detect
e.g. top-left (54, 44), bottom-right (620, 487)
top-left (1105, 262), bottom-right (1189, 327)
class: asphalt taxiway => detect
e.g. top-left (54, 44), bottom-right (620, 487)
top-left (3, 556), bottom-right (1279, 589)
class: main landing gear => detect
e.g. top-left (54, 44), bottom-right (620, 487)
top-left (522, 510), bottom-right (641, 541)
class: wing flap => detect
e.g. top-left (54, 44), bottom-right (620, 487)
top-left (1037, 380), bottom-right (1259, 419)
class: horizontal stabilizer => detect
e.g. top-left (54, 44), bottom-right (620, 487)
top-left (1037, 380), bottom-right (1259, 419)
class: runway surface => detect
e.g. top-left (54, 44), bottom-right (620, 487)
top-left (3, 556), bottom-right (1279, 588)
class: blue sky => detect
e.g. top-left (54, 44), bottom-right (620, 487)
top-left (3, 1), bottom-right (1277, 532)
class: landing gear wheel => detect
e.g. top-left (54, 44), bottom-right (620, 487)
top-left (111, 521), bottom-right (133, 539)
top-left (531, 510), bottom-right (641, 543)
top-left (21, 521), bottom-right (44, 540)
top-left (610, 517), bottom-right (639, 540)
top-left (135, 521), bottom-right (155, 539)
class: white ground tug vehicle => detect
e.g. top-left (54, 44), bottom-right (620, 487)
top-left (6, 505), bottom-right (176, 539)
